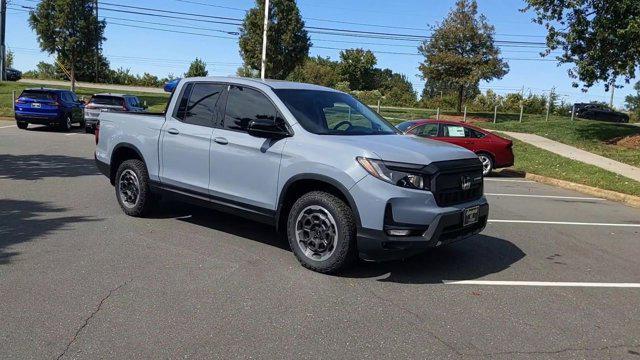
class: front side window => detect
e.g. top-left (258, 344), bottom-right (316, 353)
top-left (184, 83), bottom-right (225, 127)
top-left (224, 86), bottom-right (277, 131)
top-left (68, 92), bottom-right (79, 102)
top-left (274, 89), bottom-right (397, 135)
top-left (410, 123), bottom-right (439, 137)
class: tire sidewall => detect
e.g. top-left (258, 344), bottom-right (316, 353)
top-left (479, 153), bottom-right (493, 176)
top-left (286, 192), bottom-right (355, 273)
top-left (115, 159), bottom-right (151, 217)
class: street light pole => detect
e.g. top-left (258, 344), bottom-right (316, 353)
top-left (95, 0), bottom-right (99, 83)
top-left (260, 0), bottom-right (270, 80)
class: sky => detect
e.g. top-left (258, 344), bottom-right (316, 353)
top-left (5, 0), bottom-right (637, 108)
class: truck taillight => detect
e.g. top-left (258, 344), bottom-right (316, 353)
top-left (95, 121), bottom-right (100, 145)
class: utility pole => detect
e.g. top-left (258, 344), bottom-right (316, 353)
top-left (95, 0), bottom-right (99, 83)
top-left (260, 0), bottom-right (270, 80)
top-left (0, 0), bottom-right (7, 82)
top-left (609, 80), bottom-right (615, 108)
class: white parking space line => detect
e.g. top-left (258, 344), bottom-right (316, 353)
top-left (444, 280), bottom-right (640, 288)
top-left (486, 193), bottom-right (604, 201)
top-left (489, 219), bottom-right (640, 227)
top-left (0, 125), bottom-right (16, 129)
top-left (484, 178), bottom-right (535, 183)
top-left (65, 133), bottom-right (77, 136)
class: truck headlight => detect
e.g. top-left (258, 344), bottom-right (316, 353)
top-left (356, 157), bottom-right (429, 190)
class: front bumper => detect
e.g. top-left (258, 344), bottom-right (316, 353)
top-left (357, 203), bottom-right (489, 261)
top-left (350, 174), bottom-right (489, 261)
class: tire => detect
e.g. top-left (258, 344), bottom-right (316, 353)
top-left (16, 121), bottom-right (28, 130)
top-left (286, 191), bottom-right (357, 274)
top-left (85, 126), bottom-right (93, 134)
top-left (59, 115), bottom-right (72, 132)
top-left (478, 153), bottom-right (494, 176)
top-left (79, 119), bottom-right (86, 128)
top-left (114, 159), bottom-right (153, 217)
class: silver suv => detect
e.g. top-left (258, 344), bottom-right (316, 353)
top-left (95, 77), bottom-right (488, 273)
top-left (84, 93), bottom-right (146, 132)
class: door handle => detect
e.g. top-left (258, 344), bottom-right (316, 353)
top-left (167, 128), bottom-right (180, 135)
top-left (213, 137), bottom-right (228, 145)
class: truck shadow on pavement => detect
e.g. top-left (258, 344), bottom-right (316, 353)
top-left (342, 236), bottom-right (526, 284)
top-left (0, 199), bottom-right (99, 265)
top-left (149, 201), bottom-right (524, 284)
top-left (0, 154), bottom-right (99, 181)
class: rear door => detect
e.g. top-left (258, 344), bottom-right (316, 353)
top-left (159, 82), bottom-right (224, 194)
top-left (208, 84), bottom-right (285, 210)
top-left (65, 91), bottom-right (84, 122)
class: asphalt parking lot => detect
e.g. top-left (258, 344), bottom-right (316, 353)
top-left (1, 121), bottom-right (639, 359)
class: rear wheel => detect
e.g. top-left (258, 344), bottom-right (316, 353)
top-left (478, 153), bottom-right (494, 176)
top-left (286, 191), bottom-right (357, 274)
top-left (59, 115), bottom-right (72, 132)
top-left (16, 121), bottom-right (28, 129)
top-left (115, 159), bottom-right (153, 217)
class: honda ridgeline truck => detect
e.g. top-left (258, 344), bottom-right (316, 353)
top-left (95, 77), bottom-right (488, 273)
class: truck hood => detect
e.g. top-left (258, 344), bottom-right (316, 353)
top-left (332, 134), bottom-right (477, 165)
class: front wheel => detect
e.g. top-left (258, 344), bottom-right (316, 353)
top-left (286, 191), bottom-right (357, 274)
top-left (478, 153), bottom-right (494, 176)
top-left (16, 121), bottom-right (28, 129)
top-left (115, 159), bottom-right (153, 217)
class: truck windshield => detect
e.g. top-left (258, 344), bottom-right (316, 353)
top-left (274, 89), bottom-right (398, 135)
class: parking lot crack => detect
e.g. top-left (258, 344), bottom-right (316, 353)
top-left (472, 343), bottom-right (640, 357)
top-left (56, 281), bottom-right (129, 360)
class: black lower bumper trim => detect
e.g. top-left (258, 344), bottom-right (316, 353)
top-left (357, 203), bottom-right (489, 262)
top-left (95, 155), bottom-right (110, 179)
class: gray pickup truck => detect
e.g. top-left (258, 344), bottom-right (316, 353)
top-left (95, 77), bottom-right (488, 273)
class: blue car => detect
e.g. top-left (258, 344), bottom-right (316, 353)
top-left (14, 88), bottom-right (85, 131)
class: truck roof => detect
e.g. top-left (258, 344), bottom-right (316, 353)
top-left (182, 76), bottom-right (340, 93)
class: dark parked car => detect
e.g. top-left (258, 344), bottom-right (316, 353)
top-left (397, 119), bottom-right (514, 176)
top-left (14, 88), bottom-right (85, 131)
top-left (574, 103), bottom-right (629, 123)
top-left (6, 67), bottom-right (22, 81)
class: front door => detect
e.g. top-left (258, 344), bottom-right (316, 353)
top-left (160, 82), bottom-right (224, 194)
top-left (209, 85), bottom-right (286, 210)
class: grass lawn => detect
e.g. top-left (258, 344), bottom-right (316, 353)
top-left (506, 137), bottom-right (640, 196)
top-left (480, 119), bottom-right (640, 168)
top-left (0, 81), bottom-right (169, 117)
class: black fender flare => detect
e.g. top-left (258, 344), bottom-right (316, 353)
top-left (275, 173), bottom-right (362, 230)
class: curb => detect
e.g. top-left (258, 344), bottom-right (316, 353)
top-left (496, 169), bottom-right (640, 209)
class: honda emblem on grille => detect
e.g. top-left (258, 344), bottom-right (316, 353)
top-left (461, 176), bottom-right (472, 190)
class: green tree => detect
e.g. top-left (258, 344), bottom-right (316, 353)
top-left (5, 49), bottom-right (14, 68)
top-left (29, 0), bottom-right (106, 91)
top-left (185, 58), bottom-right (208, 77)
top-left (625, 81), bottom-right (640, 118)
top-left (418, 0), bottom-right (508, 112)
top-left (524, 0), bottom-right (640, 90)
top-left (239, 0), bottom-right (310, 79)
top-left (287, 56), bottom-right (341, 87)
top-left (338, 49), bottom-right (377, 91)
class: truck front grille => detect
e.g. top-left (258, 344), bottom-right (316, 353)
top-left (427, 158), bottom-right (484, 207)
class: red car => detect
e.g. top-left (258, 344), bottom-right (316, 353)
top-left (396, 119), bottom-right (514, 176)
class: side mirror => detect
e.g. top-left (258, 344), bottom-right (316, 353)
top-left (247, 118), bottom-right (291, 138)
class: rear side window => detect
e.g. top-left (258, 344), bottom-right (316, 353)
top-left (20, 90), bottom-right (56, 101)
top-left (183, 83), bottom-right (225, 127)
top-left (90, 96), bottom-right (124, 106)
top-left (173, 83), bottom-right (193, 120)
top-left (224, 86), bottom-right (277, 131)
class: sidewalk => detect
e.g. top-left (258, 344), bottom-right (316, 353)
top-left (499, 131), bottom-right (640, 182)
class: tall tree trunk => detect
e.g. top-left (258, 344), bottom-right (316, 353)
top-left (457, 85), bottom-right (464, 113)
top-left (70, 65), bottom-right (76, 92)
